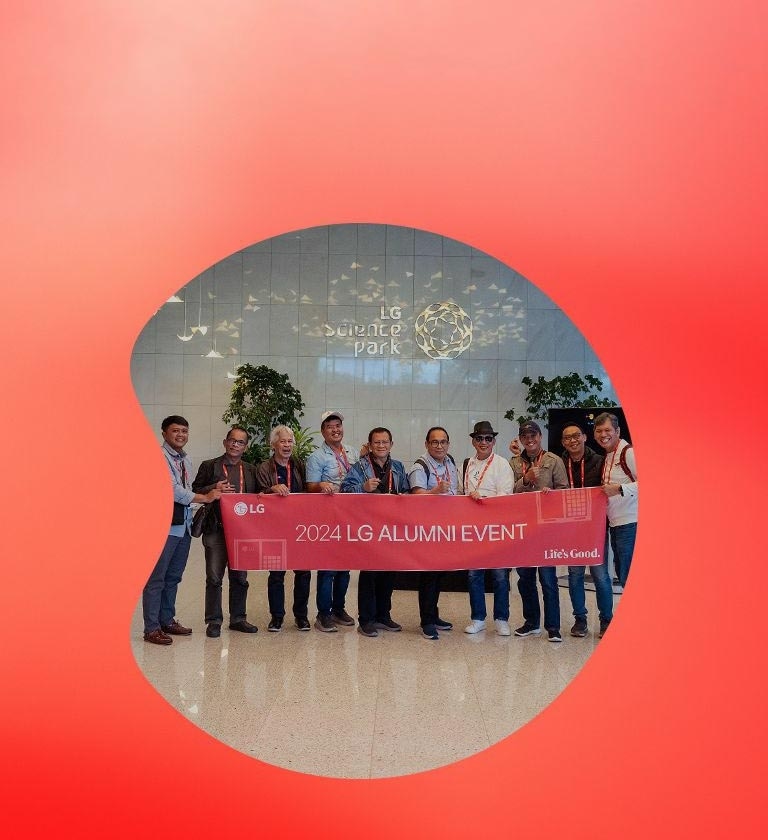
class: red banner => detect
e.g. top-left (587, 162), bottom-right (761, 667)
top-left (219, 488), bottom-right (607, 571)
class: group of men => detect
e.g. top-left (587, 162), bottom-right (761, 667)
top-left (142, 410), bottom-right (637, 645)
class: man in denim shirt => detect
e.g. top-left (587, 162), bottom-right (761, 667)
top-left (142, 416), bottom-right (221, 646)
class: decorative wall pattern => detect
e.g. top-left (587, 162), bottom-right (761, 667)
top-left (131, 224), bottom-right (614, 465)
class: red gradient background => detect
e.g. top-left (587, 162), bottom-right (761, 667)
top-left (2, 1), bottom-right (766, 836)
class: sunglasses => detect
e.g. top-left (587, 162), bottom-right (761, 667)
top-left (472, 434), bottom-right (496, 443)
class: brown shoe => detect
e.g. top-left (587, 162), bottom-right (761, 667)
top-left (161, 619), bottom-right (192, 636)
top-left (144, 629), bottom-right (173, 645)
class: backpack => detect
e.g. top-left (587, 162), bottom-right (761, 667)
top-left (415, 454), bottom-right (456, 484)
top-left (618, 444), bottom-right (635, 481)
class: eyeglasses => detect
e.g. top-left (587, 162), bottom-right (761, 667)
top-left (561, 433), bottom-right (584, 442)
top-left (226, 439), bottom-right (248, 447)
top-left (428, 440), bottom-right (449, 447)
top-left (472, 435), bottom-right (495, 443)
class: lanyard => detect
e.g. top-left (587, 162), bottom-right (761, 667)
top-left (367, 455), bottom-right (394, 493)
top-left (467, 454), bottom-right (494, 494)
top-left (602, 445), bottom-right (619, 485)
top-left (274, 459), bottom-right (292, 490)
top-left (566, 457), bottom-right (585, 489)
top-left (222, 461), bottom-right (244, 491)
top-left (165, 451), bottom-right (187, 487)
top-left (333, 447), bottom-right (351, 480)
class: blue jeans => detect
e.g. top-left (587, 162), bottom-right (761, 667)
top-left (468, 568), bottom-right (510, 621)
top-left (610, 522), bottom-right (637, 588)
top-left (516, 566), bottom-right (560, 630)
top-left (568, 563), bottom-right (614, 623)
top-left (316, 570), bottom-right (351, 616)
top-left (142, 531), bottom-right (191, 633)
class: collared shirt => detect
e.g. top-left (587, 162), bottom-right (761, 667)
top-left (407, 451), bottom-right (460, 494)
top-left (305, 441), bottom-right (359, 490)
top-left (162, 441), bottom-right (195, 537)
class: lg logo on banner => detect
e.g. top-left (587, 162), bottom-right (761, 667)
top-left (234, 502), bottom-right (266, 516)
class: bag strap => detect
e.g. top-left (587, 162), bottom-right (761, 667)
top-left (618, 444), bottom-right (635, 481)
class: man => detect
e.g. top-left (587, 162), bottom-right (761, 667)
top-left (462, 420), bottom-right (515, 636)
top-left (340, 427), bottom-right (410, 638)
top-left (143, 416), bottom-right (221, 646)
top-left (192, 426), bottom-right (260, 638)
top-left (559, 423), bottom-right (614, 638)
top-left (594, 412), bottom-right (637, 599)
top-left (254, 425), bottom-right (312, 632)
top-left (305, 410), bottom-right (357, 632)
top-left (510, 420), bottom-right (569, 642)
top-left (408, 426), bottom-right (459, 640)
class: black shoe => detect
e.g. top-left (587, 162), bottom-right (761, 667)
top-left (268, 616), bottom-right (283, 632)
top-left (434, 617), bottom-right (453, 631)
top-left (206, 623), bottom-right (221, 638)
top-left (422, 624), bottom-right (439, 640)
top-left (314, 614), bottom-right (338, 633)
top-left (547, 627), bottom-right (563, 643)
top-left (229, 620), bottom-right (258, 634)
top-left (570, 617), bottom-right (588, 637)
top-left (373, 617), bottom-right (402, 632)
top-left (599, 618), bottom-right (611, 638)
top-left (514, 622), bottom-right (542, 637)
top-left (331, 609), bottom-right (356, 626)
top-left (357, 622), bottom-right (378, 637)
top-left (295, 616), bottom-right (311, 631)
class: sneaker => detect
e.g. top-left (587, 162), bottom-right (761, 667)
top-left (373, 618), bottom-right (402, 632)
top-left (514, 622), bottom-right (541, 637)
top-left (331, 609), bottom-right (355, 626)
top-left (267, 616), bottom-right (283, 632)
top-left (295, 616), bottom-right (311, 631)
top-left (422, 624), bottom-right (439, 640)
top-left (434, 617), bottom-right (453, 631)
top-left (357, 622), bottom-right (378, 637)
top-left (464, 619), bottom-right (486, 634)
top-left (547, 628), bottom-right (563, 643)
top-left (206, 623), bottom-right (221, 638)
top-left (494, 619), bottom-right (511, 636)
top-left (570, 617), bottom-right (588, 637)
top-left (314, 614), bottom-right (338, 633)
top-left (599, 618), bottom-right (611, 638)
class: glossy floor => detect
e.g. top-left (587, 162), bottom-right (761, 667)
top-left (131, 543), bottom-right (616, 778)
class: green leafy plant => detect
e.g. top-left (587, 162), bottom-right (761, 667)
top-left (291, 426), bottom-right (319, 462)
top-left (504, 373), bottom-right (616, 427)
top-left (222, 364), bottom-right (307, 464)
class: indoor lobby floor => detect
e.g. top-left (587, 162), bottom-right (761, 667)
top-left (131, 542), bottom-right (616, 779)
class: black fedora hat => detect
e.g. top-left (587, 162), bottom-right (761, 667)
top-left (470, 420), bottom-right (498, 438)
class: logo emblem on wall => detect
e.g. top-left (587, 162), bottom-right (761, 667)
top-left (414, 301), bottom-right (473, 359)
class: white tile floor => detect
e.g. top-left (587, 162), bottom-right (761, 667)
top-left (132, 542), bottom-right (615, 778)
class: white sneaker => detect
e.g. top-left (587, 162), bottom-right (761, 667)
top-left (495, 619), bottom-right (511, 636)
top-left (464, 619), bottom-right (486, 634)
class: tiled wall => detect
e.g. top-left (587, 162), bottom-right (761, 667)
top-left (131, 224), bottom-right (614, 466)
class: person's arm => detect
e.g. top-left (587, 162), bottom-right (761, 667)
top-left (340, 462), bottom-right (366, 494)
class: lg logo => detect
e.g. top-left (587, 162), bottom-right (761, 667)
top-left (233, 502), bottom-right (266, 516)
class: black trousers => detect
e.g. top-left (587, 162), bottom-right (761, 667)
top-left (202, 528), bottom-right (249, 625)
top-left (357, 570), bottom-right (395, 625)
top-left (418, 571), bottom-right (445, 627)
top-left (267, 570), bottom-right (311, 619)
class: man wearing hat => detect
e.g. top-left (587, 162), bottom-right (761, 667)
top-left (305, 411), bottom-right (358, 631)
top-left (462, 420), bottom-right (515, 636)
top-left (510, 420), bottom-right (569, 642)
